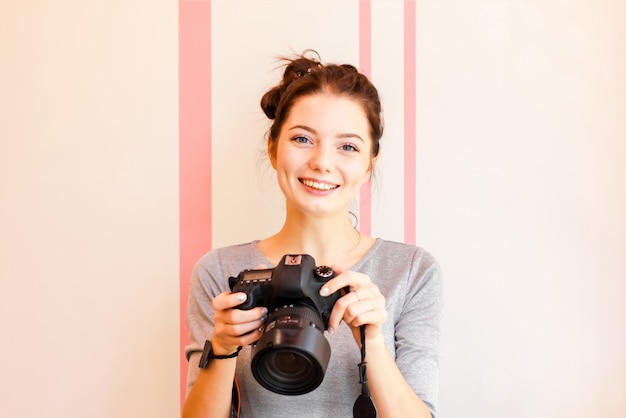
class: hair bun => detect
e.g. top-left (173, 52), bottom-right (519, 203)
top-left (260, 52), bottom-right (323, 120)
top-left (260, 87), bottom-right (281, 120)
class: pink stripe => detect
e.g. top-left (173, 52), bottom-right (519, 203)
top-left (179, 0), bottom-right (212, 407)
top-left (404, 0), bottom-right (417, 245)
top-left (359, 0), bottom-right (372, 236)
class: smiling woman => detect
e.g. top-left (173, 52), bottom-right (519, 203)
top-left (182, 52), bottom-right (443, 418)
top-left (270, 94), bottom-right (374, 219)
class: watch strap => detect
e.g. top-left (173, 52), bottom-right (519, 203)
top-left (199, 340), bottom-right (242, 368)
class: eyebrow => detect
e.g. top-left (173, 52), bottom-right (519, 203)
top-left (287, 125), bottom-right (365, 143)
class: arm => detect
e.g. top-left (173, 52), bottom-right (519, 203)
top-left (323, 252), bottom-right (443, 418)
top-left (182, 352), bottom-right (238, 418)
top-left (364, 335), bottom-right (433, 418)
top-left (183, 291), bottom-right (266, 418)
top-left (183, 257), bottom-right (267, 418)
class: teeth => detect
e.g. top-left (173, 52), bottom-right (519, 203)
top-left (301, 179), bottom-right (338, 191)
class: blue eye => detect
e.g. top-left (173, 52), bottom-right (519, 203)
top-left (292, 135), bottom-right (311, 144)
top-left (341, 143), bottom-right (359, 152)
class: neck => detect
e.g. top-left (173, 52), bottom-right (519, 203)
top-left (260, 210), bottom-right (364, 268)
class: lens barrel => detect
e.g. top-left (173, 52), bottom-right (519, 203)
top-left (251, 305), bottom-right (331, 395)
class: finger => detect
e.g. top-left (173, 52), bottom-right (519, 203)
top-left (212, 291), bottom-right (249, 311)
top-left (213, 325), bottom-right (263, 352)
top-left (326, 290), bottom-right (357, 331)
top-left (342, 298), bottom-right (385, 326)
top-left (217, 311), bottom-right (266, 337)
top-left (319, 269), bottom-right (368, 297)
top-left (326, 284), bottom-right (385, 332)
top-left (213, 306), bottom-right (268, 348)
top-left (215, 302), bottom-right (268, 327)
top-left (350, 285), bottom-right (377, 302)
top-left (326, 302), bottom-right (344, 333)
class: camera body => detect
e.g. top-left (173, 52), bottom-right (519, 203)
top-left (228, 254), bottom-right (342, 395)
top-left (229, 254), bottom-right (339, 327)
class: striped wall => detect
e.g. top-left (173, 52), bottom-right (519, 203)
top-left (1, 1), bottom-right (625, 417)
top-left (178, 2), bottom-right (626, 417)
top-left (178, 0), bottom-right (427, 404)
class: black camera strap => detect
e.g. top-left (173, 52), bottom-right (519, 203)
top-left (353, 325), bottom-right (377, 418)
top-left (230, 376), bottom-right (241, 418)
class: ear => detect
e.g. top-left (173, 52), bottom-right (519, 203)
top-left (268, 138), bottom-right (277, 169)
top-left (363, 154), bottom-right (379, 183)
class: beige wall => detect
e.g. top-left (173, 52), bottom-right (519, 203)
top-left (415, 3), bottom-right (626, 417)
top-left (1, 1), bottom-right (179, 417)
top-left (1, 1), bottom-right (625, 417)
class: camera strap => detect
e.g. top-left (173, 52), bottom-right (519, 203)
top-left (353, 325), bottom-right (377, 418)
top-left (230, 376), bottom-right (241, 418)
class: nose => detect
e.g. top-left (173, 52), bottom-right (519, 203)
top-left (308, 144), bottom-right (333, 172)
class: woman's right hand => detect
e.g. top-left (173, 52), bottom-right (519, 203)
top-left (184, 272), bottom-right (269, 418)
top-left (210, 290), bottom-right (268, 355)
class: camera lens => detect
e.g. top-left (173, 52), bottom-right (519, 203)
top-left (270, 351), bottom-right (308, 375)
top-left (251, 305), bottom-right (331, 395)
top-left (258, 348), bottom-right (318, 390)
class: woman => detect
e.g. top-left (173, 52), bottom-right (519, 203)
top-left (183, 52), bottom-right (443, 418)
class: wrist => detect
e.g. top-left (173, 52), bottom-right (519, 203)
top-left (363, 333), bottom-right (386, 352)
top-left (199, 340), bottom-right (242, 368)
top-left (210, 338), bottom-right (237, 356)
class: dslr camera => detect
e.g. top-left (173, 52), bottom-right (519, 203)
top-left (229, 254), bottom-right (343, 395)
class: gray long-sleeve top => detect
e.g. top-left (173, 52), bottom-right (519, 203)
top-left (185, 239), bottom-right (443, 417)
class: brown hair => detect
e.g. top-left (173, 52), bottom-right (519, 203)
top-left (260, 51), bottom-right (383, 160)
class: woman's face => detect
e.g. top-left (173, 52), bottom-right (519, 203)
top-left (270, 93), bottom-right (375, 218)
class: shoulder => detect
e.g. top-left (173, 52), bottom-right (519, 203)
top-left (364, 239), bottom-right (443, 293)
top-left (189, 241), bottom-right (262, 297)
top-left (371, 239), bottom-right (440, 271)
top-left (194, 240), bottom-right (269, 279)
top-left (196, 241), bottom-right (259, 266)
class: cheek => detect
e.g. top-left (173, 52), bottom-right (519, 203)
top-left (357, 157), bottom-right (375, 178)
top-left (273, 144), bottom-right (301, 173)
top-left (274, 156), bottom-right (299, 186)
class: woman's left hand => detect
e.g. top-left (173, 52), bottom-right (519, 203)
top-left (319, 266), bottom-right (387, 344)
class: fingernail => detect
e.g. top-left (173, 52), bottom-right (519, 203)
top-left (320, 287), bottom-right (330, 296)
top-left (327, 327), bottom-right (335, 335)
top-left (236, 293), bottom-right (247, 302)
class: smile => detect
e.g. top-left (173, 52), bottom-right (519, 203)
top-left (299, 179), bottom-right (339, 191)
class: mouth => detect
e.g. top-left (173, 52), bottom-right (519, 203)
top-left (299, 178), bottom-right (340, 191)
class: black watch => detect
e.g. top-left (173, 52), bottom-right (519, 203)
top-left (198, 340), bottom-right (242, 368)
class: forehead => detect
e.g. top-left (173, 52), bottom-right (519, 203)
top-left (283, 93), bottom-right (371, 136)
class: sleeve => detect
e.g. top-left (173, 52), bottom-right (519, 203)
top-left (394, 249), bottom-right (444, 418)
top-left (184, 250), bottom-right (229, 395)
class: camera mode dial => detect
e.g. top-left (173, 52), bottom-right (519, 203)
top-left (315, 265), bottom-right (334, 279)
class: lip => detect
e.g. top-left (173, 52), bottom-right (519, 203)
top-left (298, 178), bottom-right (340, 193)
